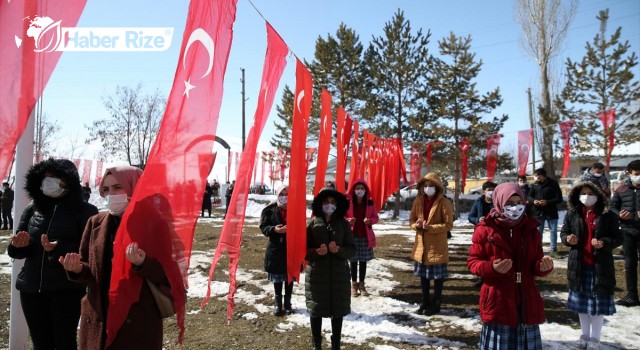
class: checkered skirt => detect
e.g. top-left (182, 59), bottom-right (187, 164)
top-left (413, 262), bottom-right (448, 279)
top-left (350, 236), bottom-right (374, 261)
top-left (479, 322), bottom-right (542, 350)
top-left (567, 266), bottom-right (616, 316)
top-left (267, 273), bottom-right (287, 283)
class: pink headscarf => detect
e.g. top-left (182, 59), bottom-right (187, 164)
top-left (99, 166), bottom-right (143, 197)
top-left (489, 182), bottom-right (526, 226)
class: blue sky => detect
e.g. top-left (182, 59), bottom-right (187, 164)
top-left (40, 0), bottom-right (640, 178)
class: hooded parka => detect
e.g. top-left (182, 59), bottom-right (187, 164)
top-left (305, 188), bottom-right (356, 317)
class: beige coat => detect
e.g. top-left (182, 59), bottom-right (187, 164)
top-left (410, 173), bottom-right (454, 265)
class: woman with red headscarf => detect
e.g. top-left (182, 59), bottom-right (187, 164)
top-left (468, 183), bottom-right (554, 349)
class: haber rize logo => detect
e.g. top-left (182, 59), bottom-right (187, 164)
top-left (14, 15), bottom-right (173, 52)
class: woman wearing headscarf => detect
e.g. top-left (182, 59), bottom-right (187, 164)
top-left (59, 166), bottom-right (173, 349)
top-left (346, 179), bottom-right (379, 297)
top-left (561, 181), bottom-right (622, 349)
top-left (260, 183), bottom-right (295, 316)
top-left (468, 183), bottom-right (554, 350)
top-left (8, 159), bottom-right (98, 349)
top-left (305, 188), bottom-right (356, 350)
top-left (410, 173), bottom-right (454, 316)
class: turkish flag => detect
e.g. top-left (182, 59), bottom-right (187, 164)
top-left (0, 0), bottom-right (87, 177)
top-left (599, 109), bottom-right (616, 169)
top-left (260, 151), bottom-right (266, 185)
top-left (460, 139), bottom-right (470, 193)
top-left (359, 129), bottom-right (370, 179)
top-left (107, 0), bottom-right (238, 345)
top-left (486, 134), bottom-right (501, 181)
top-left (517, 130), bottom-right (533, 176)
top-left (559, 120), bottom-right (575, 178)
top-left (410, 145), bottom-right (421, 184)
top-left (286, 59), bottom-right (313, 283)
top-left (335, 107), bottom-right (351, 193)
top-left (313, 89), bottom-right (332, 194)
top-left (306, 147), bottom-right (317, 172)
top-left (202, 22), bottom-right (288, 320)
top-left (348, 121), bottom-right (360, 187)
top-left (94, 160), bottom-right (104, 187)
top-left (81, 159), bottom-right (92, 185)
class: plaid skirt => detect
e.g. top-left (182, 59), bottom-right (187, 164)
top-left (479, 322), bottom-right (542, 350)
top-left (350, 236), bottom-right (374, 262)
top-left (567, 266), bottom-right (616, 316)
top-left (413, 262), bottom-right (448, 279)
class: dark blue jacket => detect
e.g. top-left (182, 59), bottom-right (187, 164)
top-left (468, 196), bottom-right (494, 225)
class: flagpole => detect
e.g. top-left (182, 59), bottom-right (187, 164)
top-left (9, 108), bottom-right (35, 350)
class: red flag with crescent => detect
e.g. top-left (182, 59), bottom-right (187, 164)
top-left (410, 146), bottom-right (421, 184)
top-left (0, 0), bottom-right (87, 178)
top-left (107, 0), bottom-right (238, 345)
top-left (559, 120), bottom-right (575, 178)
top-left (81, 159), bottom-right (92, 185)
top-left (94, 160), bottom-right (104, 187)
top-left (202, 22), bottom-right (288, 320)
top-left (517, 130), bottom-right (533, 176)
top-left (306, 147), bottom-right (317, 172)
top-left (486, 134), bottom-right (501, 181)
top-left (460, 139), bottom-right (470, 193)
top-left (348, 121), bottom-right (360, 187)
top-left (286, 59), bottom-right (313, 283)
top-left (313, 89), bottom-right (333, 194)
top-left (335, 107), bottom-right (350, 193)
top-left (599, 109), bottom-right (616, 169)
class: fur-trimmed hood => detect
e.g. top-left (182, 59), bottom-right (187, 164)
top-left (416, 172), bottom-right (445, 199)
top-left (567, 180), bottom-right (608, 215)
top-left (24, 158), bottom-right (83, 210)
top-left (311, 188), bottom-right (349, 218)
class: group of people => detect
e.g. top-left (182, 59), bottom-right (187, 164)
top-left (5, 157), bottom-right (639, 350)
top-left (8, 159), bottom-right (172, 349)
top-left (465, 160), bottom-right (640, 349)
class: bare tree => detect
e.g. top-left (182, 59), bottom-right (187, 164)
top-left (86, 84), bottom-right (165, 168)
top-left (34, 112), bottom-right (60, 161)
top-left (515, 0), bottom-right (577, 178)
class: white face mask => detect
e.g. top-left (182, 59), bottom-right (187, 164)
top-left (278, 195), bottom-right (288, 205)
top-left (485, 191), bottom-right (493, 199)
top-left (423, 186), bottom-right (436, 197)
top-left (354, 189), bottom-right (366, 198)
top-left (630, 175), bottom-right (640, 185)
top-left (518, 181), bottom-right (526, 187)
top-left (503, 204), bottom-right (525, 220)
top-left (592, 172), bottom-right (603, 178)
top-left (105, 193), bottom-right (129, 216)
top-left (41, 177), bottom-right (66, 198)
top-left (579, 194), bottom-right (598, 207)
top-left (322, 203), bottom-right (336, 215)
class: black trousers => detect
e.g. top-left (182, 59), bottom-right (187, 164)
top-left (622, 229), bottom-right (640, 296)
top-left (20, 289), bottom-right (84, 350)
top-left (1, 206), bottom-right (12, 229)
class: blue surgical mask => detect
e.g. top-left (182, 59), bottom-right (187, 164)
top-left (322, 203), bottom-right (336, 215)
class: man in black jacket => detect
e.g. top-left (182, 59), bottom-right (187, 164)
top-left (1, 182), bottom-right (13, 230)
top-left (611, 159), bottom-right (640, 306)
top-left (528, 168), bottom-right (564, 256)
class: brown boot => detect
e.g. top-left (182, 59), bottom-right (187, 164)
top-left (351, 281), bottom-right (360, 297)
top-left (359, 281), bottom-right (370, 297)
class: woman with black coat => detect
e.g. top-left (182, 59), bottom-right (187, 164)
top-left (259, 184), bottom-right (294, 316)
top-left (7, 159), bottom-right (98, 349)
top-left (305, 188), bottom-right (356, 350)
top-left (560, 181), bottom-right (622, 349)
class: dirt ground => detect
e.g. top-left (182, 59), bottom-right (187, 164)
top-left (0, 208), bottom-right (629, 349)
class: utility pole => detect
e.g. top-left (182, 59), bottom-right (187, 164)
top-left (240, 68), bottom-right (246, 151)
top-left (527, 88), bottom-right (536, 173)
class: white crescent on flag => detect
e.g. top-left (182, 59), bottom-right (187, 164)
top-left (296, 90), bottom-right (305, 113)
top-left (182, 28), bottom-right (214, 97)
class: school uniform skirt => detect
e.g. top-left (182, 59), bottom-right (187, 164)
top-left (413, 262), bottom-right (448, 279)
top-left (350, 236), bottom-right (374, 261)
top-left (567, 266), bottom-right (616, 316)
top-left (479, 322), bottom-right (542, 350)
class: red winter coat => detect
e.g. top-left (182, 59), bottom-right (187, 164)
top-left (467, 215), bottom-right (552, 327)
top-left (346, 179), bottom-right (379, 248)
